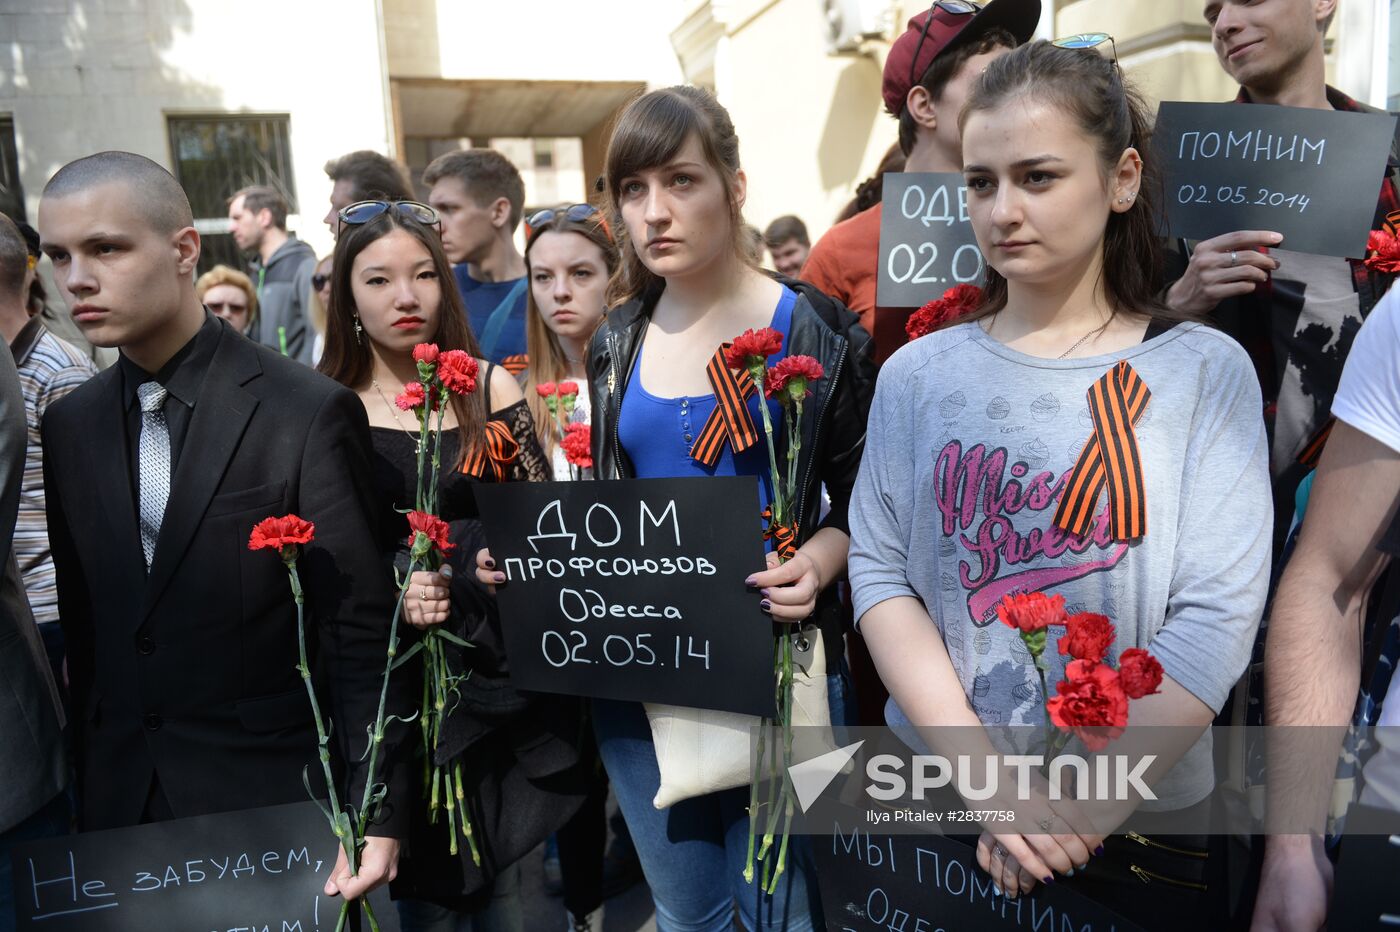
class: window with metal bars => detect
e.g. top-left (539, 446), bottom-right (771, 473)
top-left (167, 113), bottom-right (297, 274)
top-left (0, 116), bottom-right (24, 222)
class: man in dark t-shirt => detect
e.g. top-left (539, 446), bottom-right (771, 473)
top-left (424, 149), bottom-right (529, 364)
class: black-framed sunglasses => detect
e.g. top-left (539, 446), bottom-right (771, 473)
top-left (312, 272), bottom-right (332, 291)
top-left (524, 203), bottom-right (611, 242)
top-left (909, 0), bottom-right (984, 86)
top-left (337, 199), bottom-right (441, 233)
top-left (1051, 32), bottom-right (1121, 74)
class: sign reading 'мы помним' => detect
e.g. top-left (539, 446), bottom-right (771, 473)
top-left (813, 820), bottom-right (1147, 932)
top-left (10, 802), bottom-right (338, 931)
top-left (1154, 101), bottom-right (1397, 258)
top-left (473, 476), bottom-right (774, 715)
top-left (877, 172), bottom-right (987, 310)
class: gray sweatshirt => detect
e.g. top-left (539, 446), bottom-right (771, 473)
top-left (849, 321), bottom-right (1272, 808)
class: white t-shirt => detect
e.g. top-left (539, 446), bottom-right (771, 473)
top-left (1332, 284), bottom-right (1400, 455)
top-left (1332, 287), bottom-right (1400, 807)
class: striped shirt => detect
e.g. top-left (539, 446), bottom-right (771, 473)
top-left (11, 318), bottom-right (97, 625)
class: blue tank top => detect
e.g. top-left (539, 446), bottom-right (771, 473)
top-left (618, 286), bottom-right (798, 519)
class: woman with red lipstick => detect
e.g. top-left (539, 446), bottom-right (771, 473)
top-left (318, 201), bottom-right (588, 932)
top-left (850, 40), bottom-right (1270, 928)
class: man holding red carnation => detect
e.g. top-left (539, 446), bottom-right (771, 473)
top-left (37, 152), bottom-right (408, 904)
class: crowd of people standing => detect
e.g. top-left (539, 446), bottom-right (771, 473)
top-left (2, 1), bottom-right (1398, 931)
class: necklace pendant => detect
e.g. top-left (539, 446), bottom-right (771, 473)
top-left (415, 439), bottom-right (423, 455)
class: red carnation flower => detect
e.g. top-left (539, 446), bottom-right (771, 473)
top-left (996, 591), bottom-right (1068, 634)
top-left (536, 381), bottom-right (557, 398)
top-left (437, 350), bottom-right (478, 395)
top-left (906, 284), bottom-right (984, 340)
top-left (1118, 648), bottom-right (1164, 700)
top-left (558, 381), bottom-right (579, 397)
top-left (1057, 612), bottom-right (1116, 664)
top-left (406, 510), bottom-right (454, 555)
top-left (396, 381), bottom-right (426, 411)
top-left (1047, 659), bottom-right (1129, 751)
top-left (560, 422), bottom-right (593, 469)
top-left (764, 355), bottom-right (825, 400)
top-left (723, 327), bottom-right (784, 370)
top-left (248, 514), bottom-right (316, 555)
top-left (1365, 229), bottom-right (1400, 274)
top-left (413, 343), bottom-right (440, 365)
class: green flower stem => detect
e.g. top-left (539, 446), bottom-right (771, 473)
top-left (749, 362), bottom-right (785, 525)
top-left (454, 760), bottom-right (481, 866)
top-left (743, 720), bottom-right (768, 883)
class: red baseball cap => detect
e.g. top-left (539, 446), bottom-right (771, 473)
top-left (882, 0), bottom-right (1042, 116)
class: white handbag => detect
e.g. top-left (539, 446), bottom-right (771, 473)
top-left (645, 627), bottom-right (837, 809)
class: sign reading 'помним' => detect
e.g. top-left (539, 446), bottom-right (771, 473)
top-left (473, 476), bottom-right (774, 715)
top-left (1154, 101), bottom-right (1397, 258)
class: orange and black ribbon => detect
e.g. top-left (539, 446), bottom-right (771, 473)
top-left (689, 344), bottom-right (760, 466)
top-left (761, 505), bottom-right (798, 561)
top-left (1296, 417), bottom-right (1335, 469)
top-left (463, 420), bottom-right (520, 480)
top-left (500, 353), bottom-right (530, 378)
top-left (1053, 361), bottom-right (1151, 541)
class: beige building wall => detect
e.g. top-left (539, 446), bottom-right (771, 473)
top-left (0, 0), bottom-right (394, 260)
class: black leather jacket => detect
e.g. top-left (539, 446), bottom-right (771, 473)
top-left (587, 275), bottom-right (876, 638)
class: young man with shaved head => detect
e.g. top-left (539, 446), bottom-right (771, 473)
top-left (37, 151), bottom-right (408, 906)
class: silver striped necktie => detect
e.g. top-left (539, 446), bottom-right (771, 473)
top-left (136, 381), bottom-right (170, 571)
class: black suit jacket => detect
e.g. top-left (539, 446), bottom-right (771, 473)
top-left (42, 320), bottom-right (409, 833)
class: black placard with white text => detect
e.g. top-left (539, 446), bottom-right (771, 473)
top-left (472, 476), bottom-right (774, 715)
top-left (877, 172), bottom-right (986, 309)
top-left (9, 802), bottom-right (337, 931)
top-left (813, 821), bottom-right (1146, 932)
top-left (1154, 101), bottom-right (1396, 258)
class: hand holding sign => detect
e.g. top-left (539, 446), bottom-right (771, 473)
top-left (1166, 229), bottom-right (1284, 315)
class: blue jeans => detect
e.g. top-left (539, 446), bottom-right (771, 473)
top-left (396, 862), bottom-right (522, 932)
top-left (0, 792), bottom-right (72, 932)
top-left (594, 672), bottom-right (850, 932)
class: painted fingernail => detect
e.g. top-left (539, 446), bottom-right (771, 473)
top-left (745, 575), bottom-right (758, 586)
top-left (1006, 890), bottom-right (1017, 900)
top-left (483, 558), bottom-right (495, 569)
top-left (760, 600), bottom-right (772, 614)
top-left (1094, 845), bottom-right (1104, 856)
top-left (1043, 876), bottom-right (1054, 884)
top-left (1078, 863), bottom-right (1088, 871)
top-left (493, 572), bottom-right (505, 583)
top-left (992, 883), bottom-right (1002, 896)
top-left (759, 588), bottom-right (771, 597)
top-left (1065, 868), bottom-right (1075, 877)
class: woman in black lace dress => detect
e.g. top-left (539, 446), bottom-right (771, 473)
top-left (318, 201), bottom-right (588, 932)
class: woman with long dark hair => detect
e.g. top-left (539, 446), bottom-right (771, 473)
top-left (320, 201), bottom-right (587, 932)
top-left (483, 85), bottom-right (877, 931)
top-left (849, 40), bottom-right (1271, 929)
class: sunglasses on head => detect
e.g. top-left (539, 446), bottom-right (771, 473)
top-left (312, 272), bottom-right (332, 291)
top-left (337, 200), bottom-right (441, 233)
top-left (524, 204), bottom-right (609, 241)
top-left (1051, 32), bottom-right (1121, 72)
top-left (910, 0), bottom-right (985, 86)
